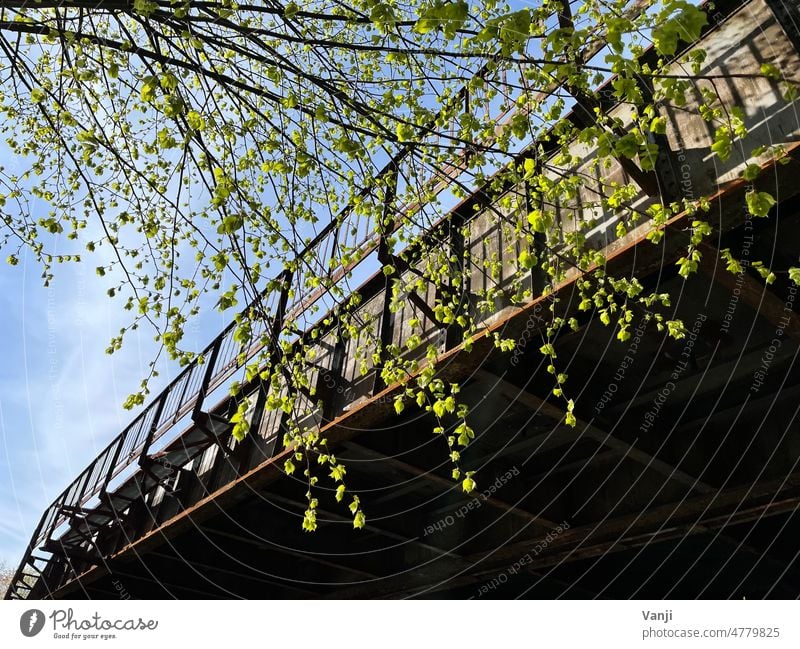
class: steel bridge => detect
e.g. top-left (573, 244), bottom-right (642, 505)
top-left (7, 0), bottom-right (800, 599)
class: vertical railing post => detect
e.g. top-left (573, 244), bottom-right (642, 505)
top-left (524, 176), bottom-right (548, 298)
top-left (246, 269), bottom-right (294, 457)
top-left (28, 513), bottom-right (47, 557)
top-left (173, 367), bottom-right (193, 423)
top-left (69, 468), bottom-right (92, 513)
top-left (234, 381), bottom-right (269, 474)
top-left (322, 325), bottom-right (348, 421)
top-left (267, 268), bottom-right (294, 380)
top-left (634, 76), bottom-right (680, 205)
top-left (99, 435), bottom-right (126, 497)
top-left (140, 391), bottom-right (169, 464)
top-left (191, 337), bottom-right (223, 423)
top-left (271, 269), bottom-right (293, 347)
top-left (444, 211), bottom-right (467, 351)
top-left (462, 88), bottom-right (474, 165)
top-left (373, 165), bottom-right (399, 394)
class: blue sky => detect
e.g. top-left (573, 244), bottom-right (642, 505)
top-left (0, 250), bottom-right (145, 566)
top-left (0, 231), bottom-right (226, 568)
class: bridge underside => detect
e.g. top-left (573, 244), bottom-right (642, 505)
top-left (45, 187), bottom-right (800, 599)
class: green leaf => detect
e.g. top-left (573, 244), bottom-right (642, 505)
top-left (612, 77), bottom-right (643, 105)
top-left (412, 15), bottom-right (437, 34)
top-left (539, 343), bottom-right (556, 357)
top-left (652, 4), bottom-right (707, 56)
top-left (711, 126), bottom-right (732, 161)
top-left (396, 122), bottom-right (415, 142)
top-left (496, 10), bottom-right (532, 55)
top-left (186, 110), bottom-right (205, 131)
top-left (677, 253), bottom-right (700, 279)
top-left (160, 73), bottom-right (179, 91)
top-left (564, 399), bottom-right (576, 427)
top-left (677, 5), bottom-right (708, 42)
top-left (353, 510), bottom-right (366, 529)
top-left (462, 474), bottom-right (476, 493)
top-left (649, 116), bottom-right (667, 135)
top-left (751, 261), bottom-right (776, 284)
top-left (781, 82), bottom-right (799, 102)
top-left (760, 62), bottom-right (781, 80)
top-left (527, 209), bottom-right (550, 233)
top-left (742, 164), bottom-right (761, 181)
top-left (745, 190), bottom-right (776, 217)
top-left (518, 249), bottom-right (538, 269)
top-left (667, 320), bottom-right (686, 339)
top-left (335, 484), bottom-right (346, 502)
top-left (302, 508), bottom-right (317, 532)
top-left (370, 3), bottom-right (396, 29)
top-left (789, 268), bottom-right (800, 286)
top-left (232, 418), bottom-right (250, 441)
top-left (721, 248), bottom-right (742, 274)
top-left (614, 133), bottom-right (640, 159)
top-left (455, 421), bottom-right (473, 446)
top-left (413, 1), bottom-right (468, 39)
top-left (523, 157), bottom-right (536, 178)
top-left (133, 0), bottom-right (158, 16)
top-left (140, 76), bottom-right (158, 103)
top-left (652, 21), bottom-right (680, 56)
